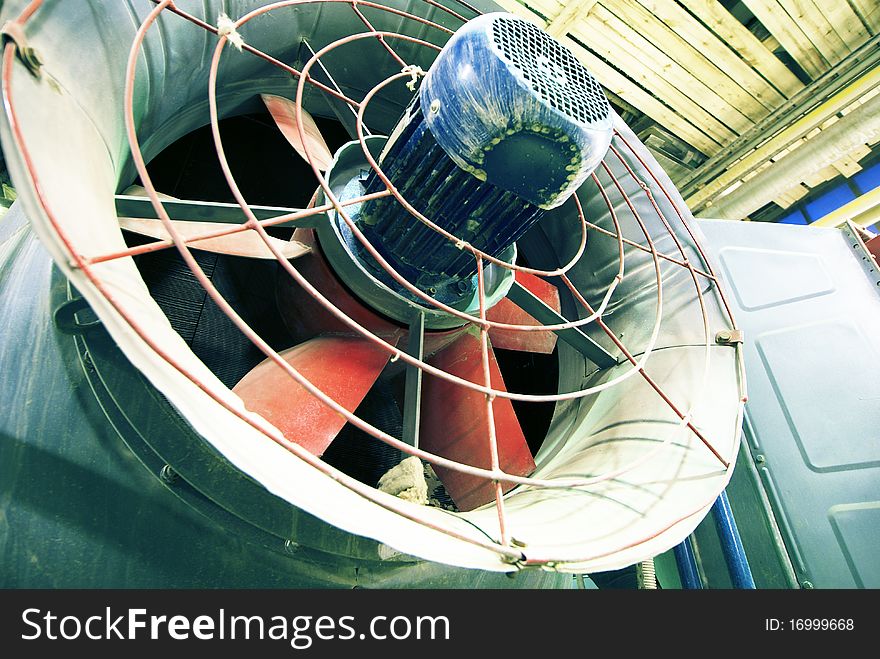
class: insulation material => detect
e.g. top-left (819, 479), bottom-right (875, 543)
top-left (378, 456), bottom-right (429, 505)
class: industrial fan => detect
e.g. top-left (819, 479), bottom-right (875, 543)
top-left (0, 0), bottom-right (744, 578)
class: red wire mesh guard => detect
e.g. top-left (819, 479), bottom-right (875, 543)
top-left (1, 0), bottom-right (746, 569)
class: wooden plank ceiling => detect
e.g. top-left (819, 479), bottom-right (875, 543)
top-left (492, 0), bottom-right (879, 208)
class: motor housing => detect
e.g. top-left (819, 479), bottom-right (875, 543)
top-left (355, 13), bottom-right (613, 300)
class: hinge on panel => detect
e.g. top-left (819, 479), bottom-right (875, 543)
top-left (715, 329), bottom-right (744, 345)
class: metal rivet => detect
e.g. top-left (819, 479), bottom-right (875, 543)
top-left (284, 539), bottom-right (299, 554)
top-left (717, 330), bottom-right (731, 342)
top-left (159, 464), bottom-right (178, 484)
top-left (755, 454), bottom-right (766, 465)
top-left (429, 99), bottom-right (440, 114)
top-left (802, 580), bottom-right (814, 589)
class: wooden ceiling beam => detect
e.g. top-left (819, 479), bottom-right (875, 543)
top-left (811, 1), bottom-right (871, 48)
top-left (564, 39), bottom-right (724, 154)
top-left (848, 0), bottom-right (880, 34)
top-left (627, 0), bottom-right (787, 111)
top-left (678, 0), bottom-right (803, 97)
top-left (686, 64), bottom-right (880, 210)
top-left (545, 0), bottom-right (598, 38)
top-left (605, 0), bottom-right (777, 119)
top-left (742, 0), bottom-right (828, 78)
top-left (578, 4), bottom-right (753, 133)
top-left (778, 0), bottom-right (849, 64)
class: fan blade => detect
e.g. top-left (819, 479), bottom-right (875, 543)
top-left (119, 217), bottom-right (309, 260)
top-left (232, 336), bottom-right (395, 456)
top-left (486, 271), bottom-right (561, 354)
top-left (262, 93), bottom-right (334, 171)
top-left (419, 330), bottom-right (536, 511)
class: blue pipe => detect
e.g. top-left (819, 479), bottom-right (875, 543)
top-left (673, 537), bottom-right (702, 589)
top-left (712, 491), bottom-right (756, 589)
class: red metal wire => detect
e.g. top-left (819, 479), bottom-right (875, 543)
top-left (422, 0), bottom-right (469, 23)
top-left (194, 4), bottom-right (662, 493)
top-left (149, 0), bottom-right (362, 108)
top-left (143, 7), bottom-right (688, 499)
top-left (156, 7), bottom-right (673, 495)
top-left (612, 128), bottom-right (748, 404)
top-left (477, 255), bottom-right (509, 546)
top-left (13, 0), bottom-right (43, 23)
top-left (350, 2), bottom-right (408, 67)
top-left (613, 129), bottom-right (739, 329)
top-left (2, 0), bottom-right (741, 565)
top-left (190, 17), bottom-right (672, 493)
top-left (593, 158), bottom-right (726, 467)
top-left (133, 0), bottom-right (694, 471)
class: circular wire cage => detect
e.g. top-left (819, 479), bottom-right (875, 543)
top-left (0, 0), bottom-right (746, 573)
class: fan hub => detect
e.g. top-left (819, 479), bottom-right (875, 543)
top-left (315, 136), bottom-right (517, 330)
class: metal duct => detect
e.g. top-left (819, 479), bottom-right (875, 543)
top-left (0, 0), bottom-right (743, 575)
top-left (699, 91), bottom-right (880, 221)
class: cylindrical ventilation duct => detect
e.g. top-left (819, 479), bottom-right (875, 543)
top-left (0, 0), bottom-right (743, 576)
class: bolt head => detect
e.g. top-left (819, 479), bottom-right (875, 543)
top-left (159, 464), bottom-right (178, 484)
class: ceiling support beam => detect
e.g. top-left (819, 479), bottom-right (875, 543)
top-left (697, 91), bottom-right (880, 221)
top-left (682, 34), bottom-right (880, 211)
top-left (811, 186), bottom-right (880, 228)
top-left (545, 0), bottom-right (598, 38)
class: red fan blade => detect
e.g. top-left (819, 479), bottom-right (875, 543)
top-left (262, 94), bottom-right (334, 171)
top-left (486, 271), bottom-right (560, 354)
top-left (419, 330), bottom-right (536, 511)
top-left (232, 336), bottom-right (394, 456)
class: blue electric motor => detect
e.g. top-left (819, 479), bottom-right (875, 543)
top-left (357, 13), bottom-right (613, 301)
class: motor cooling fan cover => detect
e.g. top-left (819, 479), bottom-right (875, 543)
top-left (0, 0), bottom-right (744, 573)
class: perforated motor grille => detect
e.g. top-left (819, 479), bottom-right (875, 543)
top-left (491, 16), bottom-right (610, 126)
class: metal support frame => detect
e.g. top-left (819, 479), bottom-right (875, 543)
top-left (114, 194), bottom-right (315, 227)
top-left (507, 280), bottom-right (616, 368)
top-left (401, 311), bottom-right (425, 449)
